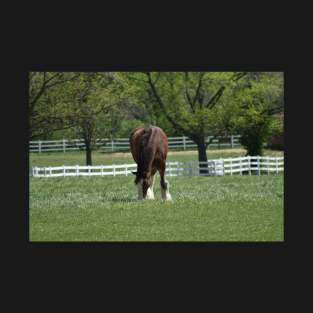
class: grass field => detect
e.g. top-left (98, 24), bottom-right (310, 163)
top-left (29, 148), bottom-right (284, 242)
top-left (29, 175), bottom-right (284, 242)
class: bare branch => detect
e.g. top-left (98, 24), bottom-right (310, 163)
top-left (231, 72), bottom-right (248, 82)
top-left (184, 73), bottom-right (195, 113)
top-left (206, 86), bottom-right (226, 109)
top-left (29, 72), bottom-right (79, 110)
top-left (192, 72), bottom-right (205, 107)
top-left (45, 73), bottom-right (79, 89)
top-left (205, 72), bottom-right (248, 109)
top-left (152, 72), bottom-right (161, 85)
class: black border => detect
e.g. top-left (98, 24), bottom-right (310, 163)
top-left (5, 4), bottom-right (309, 305)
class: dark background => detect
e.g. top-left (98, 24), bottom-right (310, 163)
top-left (3, 4), bottom-right (308, 309)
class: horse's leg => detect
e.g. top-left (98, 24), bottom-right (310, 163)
top-left (137, 178), bottom-right (144, 200)
top-left (159, 162), bottom-right (172, 201)
top-left (146, 168), bottom-right (156, 200)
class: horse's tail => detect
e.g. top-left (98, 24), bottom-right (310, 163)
top-left (137, 126), bottom-right (154, 173)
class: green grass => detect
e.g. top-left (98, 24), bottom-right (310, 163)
top-left (29, 174), bottom-right (284, 241)
top-left (29, 148), bottom-right (284, 168)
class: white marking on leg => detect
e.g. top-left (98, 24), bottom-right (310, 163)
top-left (165, 189), bottom-right (172, 201)
top-left (148, 175), bottom-right (155, 199)
top-left (161, 180), bottom-right (172, 201)
top-left (146, 187), bottom-right (155, 200)
top-left (151, 175), bottom-right (155, 190)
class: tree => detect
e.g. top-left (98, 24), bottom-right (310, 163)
top-left (116, 75), bottom-right (181, 137)
top-left (231, 72), bottom-right (284, 156)
top-left (29, 72), bottom-right (127, 164)
top-left (121, 72), bottom-right (247, 174)
top-left (29, 72), bottom-right (79, 140)
top-left (61, 72), bottom-right (125, 165)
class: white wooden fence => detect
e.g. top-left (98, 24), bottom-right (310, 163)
top-left (31, 156), bottom-right (284, 178)
top-left (29, 135), bottom-right (241, 153)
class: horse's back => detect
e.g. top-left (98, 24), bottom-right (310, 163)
top-left (129, 126), bottom-right (168, 164)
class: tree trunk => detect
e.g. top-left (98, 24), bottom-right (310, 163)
top-left (196, 137), bottom-right (209, 175)
top-left (85, 140), bottom-right (92, 166)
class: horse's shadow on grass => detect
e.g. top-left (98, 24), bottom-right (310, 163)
top-left (108, 196), bottom-right (138, 202)
top-left (107, 195), bottom-right (168, 203)
top-left (108, 196), bottom-right (171, 203)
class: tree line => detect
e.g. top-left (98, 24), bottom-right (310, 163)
top-left (29, 72), bottom-right (284, 170)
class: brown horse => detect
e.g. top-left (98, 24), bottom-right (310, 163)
top-left (129, 125), bottom-right (172, 200)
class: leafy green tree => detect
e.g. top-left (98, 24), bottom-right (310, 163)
top-left (231, 72), bottom-right (284, 155)
top-left (30, 72), bottom-right (126, 165)
top-left (121, 72), bottom-right (247, 173)
top-left (30, 71), bottom-right (284, 169)
top-left (29, 72), bottom-right (79, 139)
top-left (61, 72), bottom-right (125, 165)
top-left (235, 109), bottom-right (282, 155)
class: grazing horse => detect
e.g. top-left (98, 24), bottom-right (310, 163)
top-left (129, 125), bottom-right (172, 201)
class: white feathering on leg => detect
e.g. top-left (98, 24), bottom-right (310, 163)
top-left (165, 189), bottom-right (172, 201)
top-left (146, 187), bottom-right (155, 199)
top-left (161, 180), bottom-right (172, 201)
top-left (147, 175), bottom-right (155, 200)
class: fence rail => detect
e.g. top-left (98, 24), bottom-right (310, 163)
top-left (29, 135), bottom-right (241, 153)
top-left (31, 156), bottom-right (284, 178)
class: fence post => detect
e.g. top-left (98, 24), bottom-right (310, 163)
top-left (248, 156), bottom-right (251, 176)
top-left (88, 165), bottom-right (91, 176)
top-left (113, 165), bottom-right (116, 176)
top-left (63, 139), bottom-right (66, 152)
top-left (101, 165), bottom-right (104, 177)
top-left (257, 156), bottom-right (260, 176)
top-left (125, 165), bottom-right (128, 176)
top-left (231, 135), bottom-right (234, 148)
top-left (276, 158), bottom-right (279, 174)
top-left (111, 140), bottom-right (114, 152)
top-left (76, 165), bottom-right (79, 176)
top-left (39, 140), bottom-right (42, 153)
top-left (188, 162), bottom-right (192, 176)
top-left (183, 136), bottom-right (186, 150)
top-left (63, 166), bottom-right (65, 177)
top-left (216, 159), bottom-right (223, 176)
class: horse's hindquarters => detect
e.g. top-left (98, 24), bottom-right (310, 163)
top-left (130, 125), bottom-right (170, 201)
